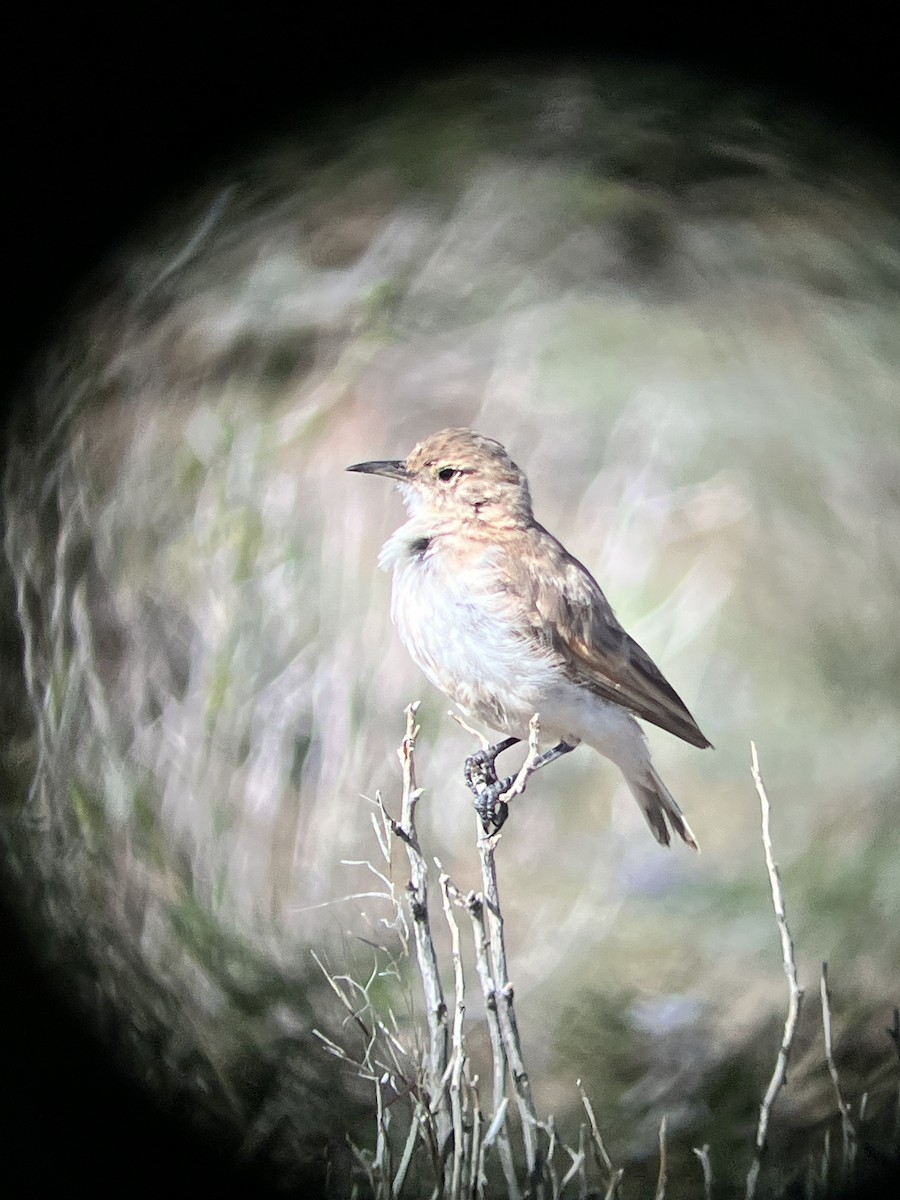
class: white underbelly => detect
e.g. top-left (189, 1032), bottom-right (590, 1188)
top-left (383, 534), bottom-right (648, 774)
top-left (390, 555), bottom-right (558, 737)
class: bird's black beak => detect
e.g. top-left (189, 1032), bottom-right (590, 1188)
top-left (346, 459), bottom-right (409, 480)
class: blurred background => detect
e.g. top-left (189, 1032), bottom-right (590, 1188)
top-left (3, 55), bottom-right (899, 1197)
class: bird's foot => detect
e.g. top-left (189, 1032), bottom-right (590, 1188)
top-left (474, 779), bottom-right (514, 834)
top-left (464, 736), bottom-right (520, 792)
top-left (464, 736), bottom-right (520, 834)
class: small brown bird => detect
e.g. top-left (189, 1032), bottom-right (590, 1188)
top-left (348, 428), bottom-right (711, 848)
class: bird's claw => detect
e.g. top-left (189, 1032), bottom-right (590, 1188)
top-left (465, 737), bottom-right (520, 833)
top-left (464, 737), bottom-right (517, 789)
top-left (464, 748), bottom-right (493, 792)
top-left (474, 781), bottom-right (512, 834)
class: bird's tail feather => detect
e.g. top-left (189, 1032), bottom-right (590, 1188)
top-left (625, 765), bottom-right (699, 851)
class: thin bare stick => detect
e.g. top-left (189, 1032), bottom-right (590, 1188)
top-left (478, 812), bottom-right (544, 1194)
top-left (603, 1170), bottom-right (626, 1200)
top-left (654, 1115), bottom-right (668, 1200)
top-left (820, 961), bottom-right (856, 1178)
top-left (439, 865), bottom-right (468, 1199)
top-left (392, 1104), bottom-right (421, 1199)
top-left (560, 1124), bottom-right (586, 1192)
top-left (395, 703), bottom-right (450, 1150)
top-left (820, 1127), bottom-right (831, 1193)
top-left (692, 1144), bottom-right (713, 1200)
top-left (577, 1080), bottom-right (618, 1187)
top-left (746, 741), bottom-right (805, 1200)
top-left (538, 1114), bottom-right (561, 1200)
top-left (348, 1133), bottom-right (378, 1194)
top-left (374, 1076), bottom-right (392, 1199)
top-left (465, 1063), bottom-right (484, 1200)
top-left (450, 709), bottom-right (491, 751)
top-left (465, 888), bottom-right (520, 1198)
top-left (500, 713), bottom-right (544, 805)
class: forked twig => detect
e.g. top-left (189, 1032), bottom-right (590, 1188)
top-left (454, 710), bottom-right (552, 1194)
top-left (577, 1080), bottom-right (622, 1197)
top-left (464, 886), bottom-right (520, 1197)
top-left (394, 704), bottom-right (450, 1150)
top-left (746, 741), bottom-right (804, 1200)
top-left (451, 710), bottom-right (544, 817)
top-left (477, 801), bottom-right (544, 1192)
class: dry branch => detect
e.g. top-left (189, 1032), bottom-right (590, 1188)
top-left (321, 714), bottom-right (899, 1200)
top-left (654, 1115), bottom-right (668, 1200)
top-left (477, 751), bottom-right (545, 1194)
top-left (438, 865), bottom-right (469, 1197)
top-left (464, 884), bottom-right (520, 1197)
top-left (746, 741), bottom-right (805, 1200)
top-left (820, 961), bottom-right (857, 1180)
top-left (395, 703), bottom-right (451, 1148)
top-left (692, 1144), bottom-right (713, 1200)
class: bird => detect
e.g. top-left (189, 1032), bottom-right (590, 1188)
top-left (347, 427), bottom-right (711, 848)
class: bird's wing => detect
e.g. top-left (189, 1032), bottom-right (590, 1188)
top-left (510, 524), bottom-right (712, 749)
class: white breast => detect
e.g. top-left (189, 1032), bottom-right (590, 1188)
top-left (381, 525), bottom-right (559, 737)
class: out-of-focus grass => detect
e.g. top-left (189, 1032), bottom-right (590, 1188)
top-left (3, 63), bottom-right (899, 1193)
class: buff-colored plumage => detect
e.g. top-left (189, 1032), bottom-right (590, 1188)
top-left (348, 428), bottom-right (711, 848)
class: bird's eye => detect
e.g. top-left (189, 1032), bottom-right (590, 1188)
top-left (437, 467), bottom-right (458, 482)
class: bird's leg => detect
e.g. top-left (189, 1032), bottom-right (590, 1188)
top-left (477, 740), bottom-right (578, 833)
top-left (467, 738), bottom-right (578, 834)
top-left (464, 736), bottom-right (520, 833)
top-left (473, 778), bottom-right (513, 834)
top-left (529, 740), bottom-right (577, 774)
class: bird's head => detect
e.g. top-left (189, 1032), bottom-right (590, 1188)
top-left (347, 428), bottom-right (533, 529)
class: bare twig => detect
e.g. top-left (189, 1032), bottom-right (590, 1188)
top-left (537, 1114), bottom-right (561, 1200)
top-left (454, 712), bottom-right (547, 1193)
top-left (465, 888), bottom-right (520, 1197)
top-left (478, 810), bottom-right (544, 1194)
top-left (820, 1127), bottom-right (831, 1193)
top-left (500, 713), bottom-right (545, 806)
top-left (560, 1123), bottom-right (586, 1193)
top-left (577, 1079), bottom-right (619, 1190)
top-left (395, 703), bottom-right (450, 1148)
top-left (439, 864), bottom-right (468, 1198)
top-left (654, 1115), bottom-right (668, 1200)
top-left (466, 1063), bottom-right (484, 1200)
top-left (746, 741), bottom-right (805, 1200)
top-left (450, 709), bottom-right (491, 752)
top-left (820, 961), bottom-right (857, 1178)
top-left (603, 1170), bottom-right (626, 1200)
top-left (392, 1103), bottom-right (421, 1199)
top-left (374, 1076), bottom-right (392, 1198)
top-left (311, 950), bottom-right (378, 1066)
top-left (693, 1144), bottom-right (713, 1200)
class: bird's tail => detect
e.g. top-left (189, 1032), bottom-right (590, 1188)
top-left (625, 765), bottom-right (699, 851)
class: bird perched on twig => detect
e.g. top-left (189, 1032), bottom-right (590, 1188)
top-left (348, 427), bottom-right (711, 848)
